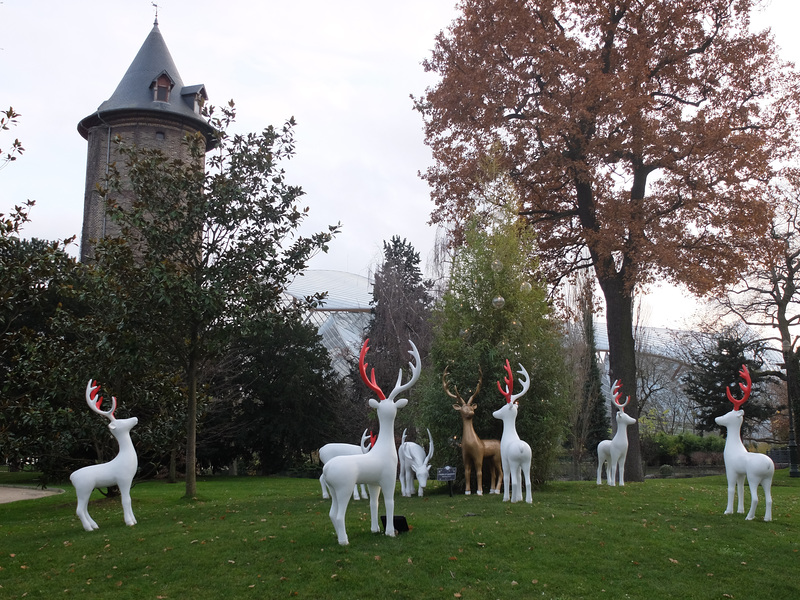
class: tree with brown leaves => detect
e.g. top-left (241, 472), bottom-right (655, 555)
top-left (417, 0), bottom-right (800, 480)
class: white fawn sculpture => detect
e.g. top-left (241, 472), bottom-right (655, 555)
top-left (398, 428), bottom-right (434, 497)
top-left (444, 367), bottom-right (503, 495)
top-left (715, 365), bottom-right (774, 521)
top-left (319, 430), bottom-right (372, 500)
top-left (492, 360), bottom-right (533, 503)
top-left (596, 380), bottom-right (637, 486)
top-left (323, 339), bottom-right (421, 545)
top-left (70, 380), bottom-right (138, 531)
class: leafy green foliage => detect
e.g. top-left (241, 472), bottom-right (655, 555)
top-left (0, 106), bottom-right (24, 171)
top-left (99, 104), bottom-right (340, 495)
top-left (416, 208), bottom-right (569, 486)
top-left (199, 316), bottom-right (344, 474)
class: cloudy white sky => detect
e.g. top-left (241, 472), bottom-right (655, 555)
top-left (1, 0), bottom-right (798, 329)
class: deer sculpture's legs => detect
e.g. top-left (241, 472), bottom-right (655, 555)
top-left (522, 458), bottom-right (533, 504)
top-left (760, 478), bottom-right (773, 522)
top-left (501, 457), bottom-right (511, 502)
top-left (74, 487), bottom-right (99, 531)
top-left (474, 461), bottom-right (484, 495)
top-left (724, 470), bottom-right (745, 515)
top-left (746, 475), bottom-right (773, 522)
top-left (510, 465), bottom-right (522, 502)
top-left (596, 440), bottom-right (611, 485)
top-left (377, 475), bottom-right (398, 537)
top-left (490, 456), bottom-right (503, 494)
top-left (319, 474), bottom-right (329, 499)
top-left (328, 485), bottom-right (354, 545)
top-left (320, 475), bottom-right (363, 501)
top-left (118, 480), bottom-right (137, 527)
top-left (368, 484), bottom-right (382, 534)
top-left (617, 454), bottom-right (627, 487)
top-left (736, 474), bottom-right (746, 513)
top-left (70, 469), bottom-right (99, 532)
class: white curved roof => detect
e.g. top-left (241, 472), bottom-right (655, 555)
top-left (285, 270), bottom-right (372, 312)
top-left (285, 270), bottom-right (373, 376)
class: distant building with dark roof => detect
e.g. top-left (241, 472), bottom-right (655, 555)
top-left (77, 18), bottom-right (215, 262)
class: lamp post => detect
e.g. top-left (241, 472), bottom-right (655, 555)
top-left (781, 339), bottom-right (799, 477)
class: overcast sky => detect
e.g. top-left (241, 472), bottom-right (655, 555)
top-left (2, 0), bottom-right (798, 329)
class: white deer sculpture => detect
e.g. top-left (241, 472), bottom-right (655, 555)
top-left (398, 428), bottom-right (434, 497)
top-left (492, 360), bottom-right (533, 503)
top-left (323, 339), bottom-right (421, 545)
top-left (70, 380), bottom-right (138, 531)
top-left (319, 430), bottom-right (372, 500)
top-left (596, 379), bottom-right (637, 486)
top-left (715, 365), bottom-right (774, 521)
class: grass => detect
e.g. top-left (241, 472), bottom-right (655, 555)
top-left (1, 470), bottom-right (799, 599)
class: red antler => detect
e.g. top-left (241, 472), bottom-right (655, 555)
top-left (358, 339), bottom-right (386, 400)
top-left (726, 364), bottom-right (752, 411)
top-left (612, 379), bottom-right (630, 412)
top-left (496, 359), bottom-right (514, 403)
top-left (85, 379), bottom-right (117, 420)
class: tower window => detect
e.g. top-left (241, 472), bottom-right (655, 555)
top-left (153, 74), bottom-right (173, 102)
top-left (156, 131), bottom-right (165, 141)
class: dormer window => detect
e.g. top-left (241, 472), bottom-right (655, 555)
top-left (181, 84), bottom-right (208, 115)
top-left (152, 73), bottom-right (173, 103)
top-left (193, 92), bottom-right (205, 114)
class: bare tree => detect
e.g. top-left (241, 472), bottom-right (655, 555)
top-left (718, 183), bottom-right (800, 471)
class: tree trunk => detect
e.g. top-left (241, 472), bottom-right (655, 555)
top-left (184, 336), bottom-right (199, 498)
top-left (168, 446), bottom-right (177, 484)
top-left (597, 274), bottom-right (644, 482)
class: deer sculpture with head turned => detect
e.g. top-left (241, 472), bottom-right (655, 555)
top-left (398, 428), bottom-right (434, 497)
top-left (318, 429), bottom-right (372, 500)
top-left (596, 380), bottom-right (637, 486)
top-left (444, 366), bottom-right (503, 495)
top-left (492, 360), bottom-right (533, 503)
top-left (323, 339), bottom-right (421, 545)
top-left (715, 365), bottom-right (774, 521)
top-left (70, 380), bottom-right (138, 531)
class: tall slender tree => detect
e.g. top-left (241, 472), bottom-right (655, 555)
top-left (417, 0), bottom-right (800, 481)
top-left (417, 203), bottom-right (569, 486)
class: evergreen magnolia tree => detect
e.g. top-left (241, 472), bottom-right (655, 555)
top-left (417, 204), bottom-right (569, 486)
top-left (417, 0), bottom-right (800, 481)
top-left (681, 325), bottom-right (775, 437)
top-left (100, 104), bottom-right (339, 497)
top-left (198, 315), bottom-right (343, 474)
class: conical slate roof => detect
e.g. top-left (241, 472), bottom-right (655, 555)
top-left (77, 20), bottom-right (214, 146)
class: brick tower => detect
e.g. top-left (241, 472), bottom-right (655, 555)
top-left (77, 18), bottom-right (215, 263)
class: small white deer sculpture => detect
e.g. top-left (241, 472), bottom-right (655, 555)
top-left (399, 428), bottom-right (434, 497)
top-left (596, 380), bottom-right (637, 486)
top-left (715, 365), bottom-right (774, 521)
top-left (319, 430), bottom-right (372, 500)
top-left (492, 360), bottom-right (533, 503)
top-left (323, 339), bottom-right (421, 545)
top-left (70, 380), bottom-right (138, 531)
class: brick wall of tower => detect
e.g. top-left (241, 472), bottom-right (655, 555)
top-left (80, 116), bottom-right (208, 263)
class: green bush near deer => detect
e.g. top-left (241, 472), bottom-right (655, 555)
top-left (1, 470), bottom-right (798, 599)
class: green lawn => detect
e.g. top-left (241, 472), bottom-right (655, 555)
top-left (1, 470), bottom-right (798, 599)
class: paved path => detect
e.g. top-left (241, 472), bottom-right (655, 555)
top-left (0, 485), bottom-right (64, 504)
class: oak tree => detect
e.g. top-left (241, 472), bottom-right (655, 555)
top-left (417, 0), bottom-right (800, 479)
